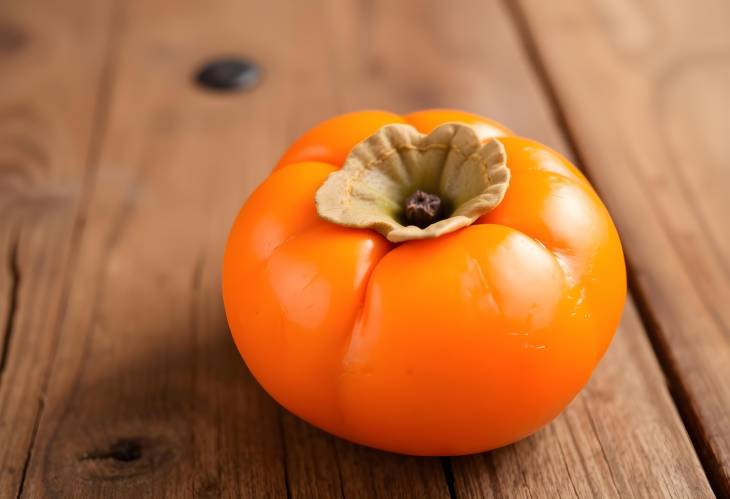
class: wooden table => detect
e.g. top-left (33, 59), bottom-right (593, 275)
top-left (2, 0), bottom-right (728, 497)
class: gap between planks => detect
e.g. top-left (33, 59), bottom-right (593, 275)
top-left (0, 227), bottom-right (20, 376)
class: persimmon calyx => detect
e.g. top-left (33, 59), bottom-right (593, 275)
top-left (315, 123), bottom-right (510, 243)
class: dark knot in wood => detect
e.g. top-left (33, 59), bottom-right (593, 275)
top-left (80, 438), bottom-right (142, 462)
top-left (195, 58), bottom-right (261, 91)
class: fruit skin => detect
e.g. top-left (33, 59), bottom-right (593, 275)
top-left (223, 109), bottom-right (626, 456)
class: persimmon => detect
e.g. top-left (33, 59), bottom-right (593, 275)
top-left (223, 109), bottom-right (626, 455)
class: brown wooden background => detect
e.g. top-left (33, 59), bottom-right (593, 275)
top-left (1, 0), bottom-right (729, 497)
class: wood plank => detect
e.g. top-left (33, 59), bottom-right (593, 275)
top-left (0, 1), bottom-right (115, 496)
top-left (16, 0), bottom-right (292, 496)
top-left (513, 0), bottom-right (730, 494)
top-left (8, 0), bottom-right (715, 498)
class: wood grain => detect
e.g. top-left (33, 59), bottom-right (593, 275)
top-left (0, 0), bottom-right (719, 497)
top-left (281, 412), bottom-right (450, 498)
top-left (514, 0), bottom-right (730, 494)
top-left (0, 1), bottom-right (115, 496)
top-left (17, 1), bottom-right (292, 496)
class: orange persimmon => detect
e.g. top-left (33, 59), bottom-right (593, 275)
top-left (223, 109), bottom-right (626, 455)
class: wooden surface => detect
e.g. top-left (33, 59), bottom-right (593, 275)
top-left (0, 0), bottom-right (725, 497)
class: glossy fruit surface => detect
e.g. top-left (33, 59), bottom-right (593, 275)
top-left (223, 109), bottom-right (626, 455)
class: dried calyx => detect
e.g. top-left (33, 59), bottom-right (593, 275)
top-left (315, 123), bottom-right (510, 243)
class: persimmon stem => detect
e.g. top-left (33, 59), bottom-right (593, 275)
top-left (404, 190), bottom-right (443, 228)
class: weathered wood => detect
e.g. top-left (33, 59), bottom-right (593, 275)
top-left (0, 0), bottom-right (719, 497)
top-left (514, 0), bottom-right (730, 494)
top-left (0, 1), bottom-right (115, 496)
top-left (16, 0), bottom-right (293, 496)
top-left (282, 412), bottom-right (451, 498)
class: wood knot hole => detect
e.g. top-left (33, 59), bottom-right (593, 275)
top-left (81, 438), bottom-right (142, 462)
